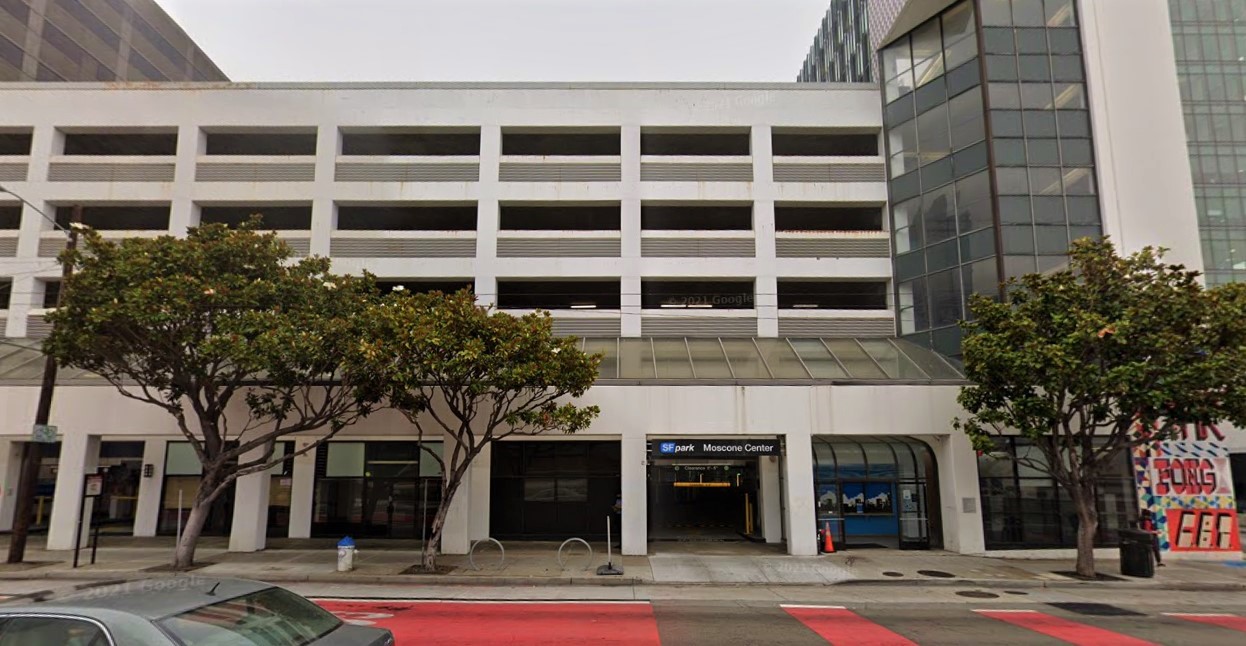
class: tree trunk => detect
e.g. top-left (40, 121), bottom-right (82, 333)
top-left (1072, 486), bottom-right (1099, 579)
top-left (420, 478), bottom-right (462, 572)
top-left (173, 500), bottom-right (211, 570)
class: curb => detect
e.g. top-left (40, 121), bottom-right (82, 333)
top-left (1, 570), bottom-right (1242, 593)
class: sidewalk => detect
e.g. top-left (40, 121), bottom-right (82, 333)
top-left (0, 536), bottom-right (1241, 592)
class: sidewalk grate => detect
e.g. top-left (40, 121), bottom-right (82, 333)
top-left (1047, 602), bottom-right (1145, 617)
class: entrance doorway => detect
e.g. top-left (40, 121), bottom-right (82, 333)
top-left (648, 459), bottom-right (759, 541)
top-left (812, 436), bottom-right (940, 550)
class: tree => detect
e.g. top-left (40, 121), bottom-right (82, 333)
top-left (44, 222), bottom-right (379, 568)
top-left (955, 238), bottom-right (1246, 577)
top-left (350, 289), bottom-right (601, 571)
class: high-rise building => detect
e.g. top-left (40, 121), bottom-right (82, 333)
top-left (1168, 0), bottom-right (1246, 285)
top-left (798, 0), bottom-right (874, 82)
top-left (876, 0), bottom-right (1200, 357)
top-left (0, 0), bottom-right (227, 82)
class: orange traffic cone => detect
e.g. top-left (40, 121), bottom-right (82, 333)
top-left (823, 521), bottom-right (835, 553)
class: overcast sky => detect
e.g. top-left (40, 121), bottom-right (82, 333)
top-left (156, 0), bottom-right (829, 82)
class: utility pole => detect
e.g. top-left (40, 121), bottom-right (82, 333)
top-left (8, 204), bottom-right (82, 564)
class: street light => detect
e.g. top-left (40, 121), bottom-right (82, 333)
top-left (0, 184), bottom-right (82, 564)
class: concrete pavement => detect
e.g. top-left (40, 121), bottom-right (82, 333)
top-left (0, 535), bottom-right (1241, 592)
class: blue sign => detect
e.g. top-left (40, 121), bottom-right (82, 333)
top-left (659, 442), bottom-right (677, 454)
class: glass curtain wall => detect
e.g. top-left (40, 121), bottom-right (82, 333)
top-left (1169, 0), bottom-right (1246, 285)
top-left (881, 0), bottom-right (1103, 356)
top-left (312, 441), bottom-right (443, 539)
top-left (977, 437), bottom-right (1136, 548)
top-left (812, 436), bottom-right (939, 549)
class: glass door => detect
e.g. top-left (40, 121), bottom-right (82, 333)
top-left (898, 481), bottom-right (930, 549)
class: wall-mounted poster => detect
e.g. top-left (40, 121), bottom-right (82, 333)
top-left (1134, 438), bottom-right (1240, 553)
top-left (864, 483), bottom-right (893, 514)
top-left (817, 484), bottom-right (839, 517)
top-left (841, 483), bottom-right (864, 515)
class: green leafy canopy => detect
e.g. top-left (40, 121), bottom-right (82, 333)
top-left (956, 237), bottom-right (1246, 460)
top-left (44, 221), bottom-right (381, 472)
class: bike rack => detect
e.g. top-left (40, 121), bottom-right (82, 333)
top-left (556, 537), bottom-right (594, 569)
top-left (468, 537), bottom-right (505, 571)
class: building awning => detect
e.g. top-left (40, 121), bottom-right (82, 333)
top-left (0, 337), bottom-right (965, 387)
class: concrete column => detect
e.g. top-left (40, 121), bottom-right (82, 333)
top-left (751, 125), bottom-right (778, 337)
top-left (620, 125), bottom-right (642, 336)
top-left (132, 439), bottom-right (167, 537)
top-left (935, 433), bottom-right (985, 554)
top-left (287, 441), bottom-right (316, 539)
top-left (309, 125), bottom-right (338, 257)
top-left (782, 432), bottom-right (816, 556)
top-left (620, 435), bottom-right (647, 555)
top-left (0, 441), bottom-right (24, 532)
top-left (440, 436), bottom-right (471, 555)
top-left (475, 125), bottom-right (502, 306)
top-left (759, 454), bottom-right (783, 544)
top-left (468, 444), bottom-right (491, 541)
top-left (229, 446), bottom-right (274, 552)
top-left (46, 433), bottom-right (100, 551)
top-left (167, 124), bottom-right (201, 236)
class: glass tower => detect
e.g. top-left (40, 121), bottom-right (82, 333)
top-left (1169, 0), bottom-right (1246, 285)
top-left (799, 0), bottom-right (874, 82)
top-left (879, 0), bottom-right (1101, 356)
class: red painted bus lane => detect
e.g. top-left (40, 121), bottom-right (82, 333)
top-left (782, 605), bottom-right (917, 646)
top-left (1165, 612), bottom-right (1246, 634)
top-left (975, 609), bottom-right (1157, 646)
top-left (316, 599), bottom-right (661, 646)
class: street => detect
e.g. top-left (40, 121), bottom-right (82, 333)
top-left (5, 579), bottom-right (1246, 645)
top-left (309, 595), bottom-right (1246, 645)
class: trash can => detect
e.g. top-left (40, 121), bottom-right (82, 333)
top-left (336, 536), bottom-right (356, 572)
top-left (1119, 528), bottom-right (1154, 578)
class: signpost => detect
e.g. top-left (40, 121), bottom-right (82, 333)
top-left (73, 471), bottom-right (105, 568)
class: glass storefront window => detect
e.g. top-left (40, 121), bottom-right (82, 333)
top-left (325, 443), bottom-right (364, 477)
top-left (165, 442), bottom-right (201, 475)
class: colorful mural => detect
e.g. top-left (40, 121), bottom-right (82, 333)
top-left (1134, 432), bottom-right (1240, 553)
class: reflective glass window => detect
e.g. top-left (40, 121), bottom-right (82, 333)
top-left (1023, 110), bottom-right (1058, 137)
top-left (989, 83), bottom-right (1021, 109)
top-left (1027, 139), bottom-right (1061, 166)
top-left (961, 227), bottom-right (997, 261)
top-left (995, 168), bottom-right (1030, 194)
top-left (823, 340), bottom-right (887, 379)
top-left (893, 197), bottom-right (923, 253)
top-left (1066, 195), bottom-right (1100, 224)
top-left (986, 55), bottom-right (1018, 81)
top-left (863, 441), bottom-right (900, 478)
top-left (1020, 83), bottom-right (1054, 109)
top-left (991, 110), bottom-right (1024, 136)
top-left (911, 20), bottom-right (945, 87)
top-left (1045, 0), bottom-right (1077, 27)
top-left (956, 171), bottom-right (993, 232)
top-left (1032, 195), bottom-right (1065, 223)
top-left (963, 258), bottom-right (1001, 303)
top-left (721, 339), bottom-right (769, 378)
top-left (860, 340), bottom-right (929, 380)
top-left (1029, 167), bottom-right (1063, 195)
top-left (1003, 225), bottom-right (1036, 254)
top-left (789, 339), bottom-right (848, 378)
top-left (888, 119), bottom-right (919, 178)
top-left (1051, 83), bottom-right (1086, 109)
top-left (928, 268), bottom-right (963, 327)
top-left (1048, 28), bottom-right (1081, 54)
top-left (618, 338), bottom-right (655, 378)
top-left (1000, 196), bottom-right (1033, 223)
top-left (983, 28), bottom-right (1016, 54)
top-left (1035, 225), bottom-right (1070, 254)
top-left (922, 183), bottom-right (956, 242)
top-left (947, 91), bottom-right (985, 151)
top-left (1051, 55), bottom-right (1085, 81)
top-left (1063, 167), bottom-right (1097, 195)
top-left (584, 338), bottom-right (618, 378)
top-left (917, 104), bottom-right (951, 164)
top-left (1018, 55), bottom-right (1052, 82)
top-left (898, 277), bottom-right (929, 334)
top-left (994, 138), bottom-right (1027, 166)
top-left (833, 441), bottom-right (867, 479)
top-left (686, 339), bottom-right (733, 378)
top-left (1057, 110), bottom-right (1091, 137)
top-left (754, 339), bottom-right (811, 378)
top-left (883, 39), bottom-right (915, 102)
top-left (1011, 0), bottom-right (1045, 26)
top-left (981, 0), bottom-right (1012, 26)
top-left (653, 339), bottom-right (694, 378)
top-left (1015, 28), bottom-right (1048, 54)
